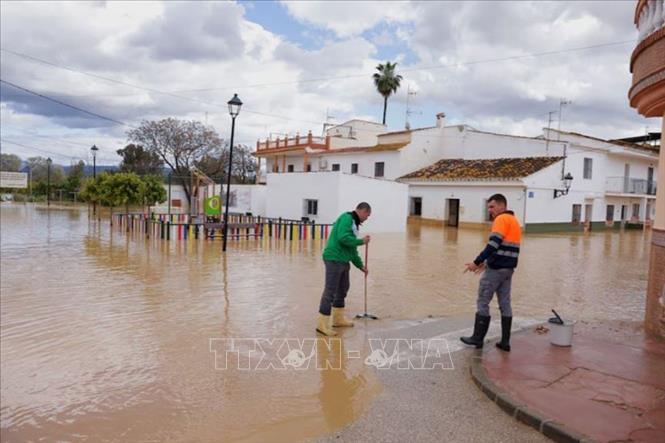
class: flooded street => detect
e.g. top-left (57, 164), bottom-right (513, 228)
top-left (0, 203), bottom-right (651, 442)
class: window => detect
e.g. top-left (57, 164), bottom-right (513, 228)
top-left (632, 203), bottom-right (640, 218)
top-left (228, 190), bottom-right (237, 207)
top-left (583, 158), bottom-right (593, 179)
top-left (572, 204), bottom-right (582, 224)
top-left (306, 164), bottom-right (312, 172)
top-left (287, 164), bottom-right (294, 173)
top-left (332, 164), bottom-right (340, 171)
top-left (606, 205), bottom-right (615, 222)
top-left (410, 197), bottom-right (422, 216)
top-left (374, 162), bottom-right (385, 178)
top-left (304, 199), bottom-right (318, 216)
top-left (351, 163), bottom-right (358, 174)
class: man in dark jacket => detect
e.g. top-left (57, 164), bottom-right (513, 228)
top-left (316, 202), bottom-right (371, 336)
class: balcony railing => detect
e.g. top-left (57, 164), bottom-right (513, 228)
top-left (256, 132), bottom-right (330, 151)
top-left (606, 177), bottom-right (657, 195)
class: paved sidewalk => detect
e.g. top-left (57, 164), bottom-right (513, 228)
top-left (473, 321), bottom-right (665, 442)
top-left (315, 315), bottom-right (549, 443)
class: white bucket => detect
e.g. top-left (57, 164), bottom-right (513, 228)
top-left (549, 320), bottom-right (576, 347)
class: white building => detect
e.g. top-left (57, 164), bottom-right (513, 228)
top-left (400, 128), bottom-right (659, 232)
top-left (152, 114), bottom-right (658, 234)
top-left (253, 114), bottom-right (658, 232)
top-left (152, 184), bottom-right (266, 217)
top-left (265, 172), bottom-right (408, 233)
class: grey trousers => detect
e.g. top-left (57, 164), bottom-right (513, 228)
top-left (476, 267), bottom-right (514, 317)
top-left (318, 261), bottom-right (351, 315)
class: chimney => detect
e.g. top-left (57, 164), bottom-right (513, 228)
top-left (436, 112), bottom-right (446, 128)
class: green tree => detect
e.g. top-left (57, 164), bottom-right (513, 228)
top-left (1, 153), bottom-right (21, 171)
top-left (117, 144), bottom-right (164, 176)
top-left (373, 62), bottom-right (403, 125)
top-left (139, 175), bottom-right (167, 212)
top-left (79, 176), bottom-right (102, 205)
top-left (64, 160), bottom-right (85, 200)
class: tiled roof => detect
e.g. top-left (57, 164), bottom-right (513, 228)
top-left (551, 129), bottom-right (659, 154)
top-left (399, 157), bottom-right (564, 181)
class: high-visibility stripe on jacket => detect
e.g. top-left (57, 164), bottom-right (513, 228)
top-left (474, 211), bottom-right (522, 269)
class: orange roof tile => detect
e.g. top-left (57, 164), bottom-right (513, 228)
top-left (399, 157), bottom-right (563, 181)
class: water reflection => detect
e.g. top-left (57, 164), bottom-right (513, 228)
top-left (0, 203), bottom-right (652, 442)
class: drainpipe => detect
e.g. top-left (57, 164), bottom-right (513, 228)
top-left (561, 142), bottom-right (569, 179)
top-left (522, 186), bottom-right (528, 229)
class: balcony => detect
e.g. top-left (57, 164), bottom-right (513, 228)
top-left (605, 177), bottom-right (657, 196)
top-left (630, 0), bottom-right (665, 117)
top-left (256, 132), bottom-right (330, 152)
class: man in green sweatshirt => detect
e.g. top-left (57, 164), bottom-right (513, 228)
top-left (316, 202), bottom-right (371, 336)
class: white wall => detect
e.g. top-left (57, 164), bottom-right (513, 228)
top-left (152, 184), bottom-right (266, 216)
top-left (265, 172), bottom-right (408, 232)
top-left (337, 173), bottom-right (408, 233)
top-left (408, 182), bottom-right (526, 225)
top-left (309, 151), bottom-right (401, 179)
top-left (208, 184), bottom-right (267, 215)
top-left (327, 120), bottom-right (386, 145)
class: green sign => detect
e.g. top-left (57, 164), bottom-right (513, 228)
top-left (204, 196), bottom-right (222, 216)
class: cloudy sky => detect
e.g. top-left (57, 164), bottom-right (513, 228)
top-left (0, 0), bottom-right (656, 166)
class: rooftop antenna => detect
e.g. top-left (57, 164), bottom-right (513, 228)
top-left (557, 98), bottom-right (572, 180)
top-left (405, 86), bottom-right (420, 130)
top-left (322, 108), bottom-right (336, 136)
top-left (545, 110), bottom-right (557, 155)
top-left (556, 98), bottom-right (572, 140)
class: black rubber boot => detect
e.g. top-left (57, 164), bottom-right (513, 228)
top-left (460, 313), bottom-right (491, 349)
top-left (495, 316), bottom-right (512, 352)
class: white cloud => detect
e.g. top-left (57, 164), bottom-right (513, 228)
top-left (281, 0), bottom-right (417, 37)
top-left (0, 1), bottom-right (651, 165)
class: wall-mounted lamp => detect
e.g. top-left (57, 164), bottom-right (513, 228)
top-left (553, 172), bottom-right (574, 199)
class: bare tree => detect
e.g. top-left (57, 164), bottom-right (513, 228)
top-left (232, 144), bottom-right (258, 184)
top-left (127, 118), bottom-right (223, 204)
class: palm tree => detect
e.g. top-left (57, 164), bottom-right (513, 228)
top-left (373, 62), bottom-right (403, 125)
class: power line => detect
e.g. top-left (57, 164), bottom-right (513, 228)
top-left (1, 39), bottom-right (634, 118)
top-left (2, 138), bottom-right (85, 161)
top-left (1, 138), bottom-right (118, 163)
top-left (0, 79), bottom-right (133, 128)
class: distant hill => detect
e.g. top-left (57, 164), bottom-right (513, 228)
top-left (63, 165), bottom-right (120, 176)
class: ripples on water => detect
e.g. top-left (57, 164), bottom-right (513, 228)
top-left (0, 203), bottom-right (651, 441)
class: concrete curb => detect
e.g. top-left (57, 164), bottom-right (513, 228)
top-left (469, 351), bottom-right (596, 443)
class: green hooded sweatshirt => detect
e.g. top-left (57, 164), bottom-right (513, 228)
top-left (323, 212), bottom-right (364, 270)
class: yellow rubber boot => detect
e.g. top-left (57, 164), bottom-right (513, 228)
top-left (316, 313), bottom-right (338, 336)
top-left (332, 307), bottom-right (355, 327)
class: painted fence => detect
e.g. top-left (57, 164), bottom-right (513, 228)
top-left (111, 213), bottom-right (332, 242)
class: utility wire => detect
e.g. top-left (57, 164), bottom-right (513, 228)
top-left (1, 40), bottom-right (634, 126)
top-left (0, 79), bottom-right (134, 128)
top-left (1, 40), bottom-right (632, 94)
top-left (2, 138), bottom-right (86, 161)
top-left (1, 138), bottom-right (118, 163)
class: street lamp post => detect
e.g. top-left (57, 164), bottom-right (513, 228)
top-left (90, 145), bottom-right (99, 215)
top-left (222, 93), bottom-right (243, 252)
top-left (46, 157), bottom-right (52, 207)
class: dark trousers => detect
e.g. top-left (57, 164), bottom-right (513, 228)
top-left (318, 261), bottom-right (350, 315)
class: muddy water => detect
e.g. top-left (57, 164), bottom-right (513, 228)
top-left (0, 204), bottom-right (651, 442)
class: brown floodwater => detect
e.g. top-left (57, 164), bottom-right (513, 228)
top-left (0, 203), bottom-right (652, 442)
